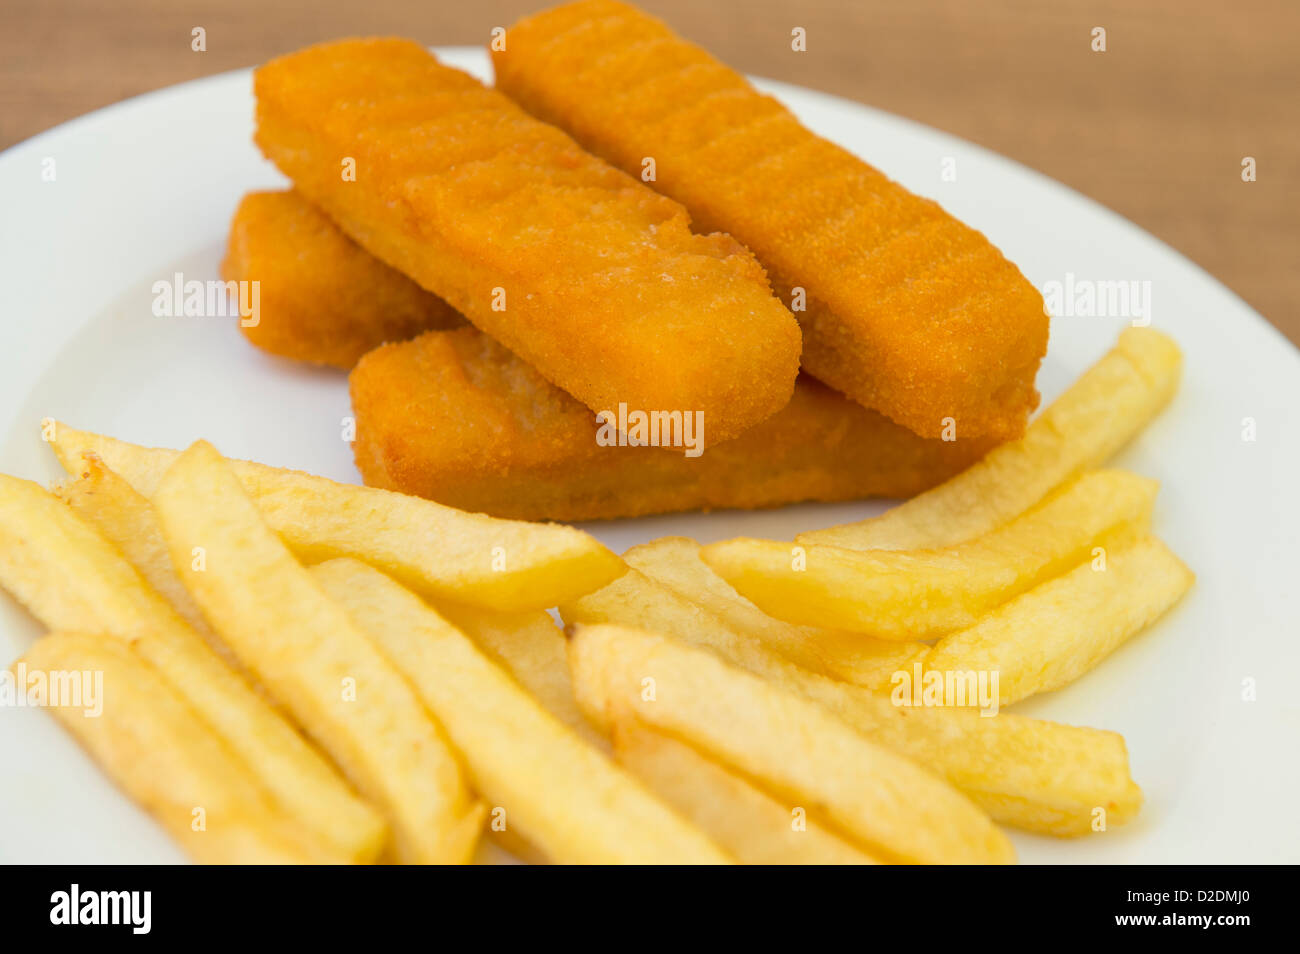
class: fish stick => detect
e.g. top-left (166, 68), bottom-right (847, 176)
top-left (222, 190), bottom-right (462, 369)
top-left (495, 0), bottom-right (1049, 440)
top-left (215, 196), bottom-right (985, 518)
top-left (254, 38), bottom-right (802, 447)
top-left (350, 327), bottom-right (993, 522)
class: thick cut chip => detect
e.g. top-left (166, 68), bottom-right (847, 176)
top-left (560, 569), bottom-right (1143, 836)
top-left (612, 723), bottom-right (879, 864)
top-left (433, 602), bottom-right (608, 752)
top-left (0, 473), bottom-right (386, 862)
top-left (701, 470), bottom-right (1157, 638)
top-left (254, 37), bottom-right (802, 446)
top-left (152, 441), bottom-right (484, 864)
top-left (312, 558), bottom-right (730, 865)
top-left (569, 623), bottom-right (1015, 864)
top-left (801, 327), bottom-right (1182, 550)
top-left (924, 536), bottom-right (1194, 706)
top-left (352, 329), bottom-right (992, 521)
top-left (55, 452), bottom-right (216, 642)
top-left (623, 536), bottom-right (927, 688)
top-left (497, 0), bottom-right (1048, 440)
top-left (223, 189), bottom-right (463, 369)
top-left (48, 424), bottom-right (623, 611)
top-left (17, 633), bottom-right (331, 864)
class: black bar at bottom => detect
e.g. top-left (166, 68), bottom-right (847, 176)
top-left (4, 865), bottom-right (1276, 940)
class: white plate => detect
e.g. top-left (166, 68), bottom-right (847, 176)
top-left (2, 48), bottom-right (1297, 865)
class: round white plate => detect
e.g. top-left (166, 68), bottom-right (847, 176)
top-left (2, 48), bottom-right (1297, 865)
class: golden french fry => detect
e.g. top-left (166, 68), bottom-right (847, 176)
top-left (152, 441), bottom-right (484, 864)
top-left (624, 536), bottom-right (926, 688)
top-left (312, 558), bottom-right (730, 864)
top-left (701, 470), bottom-right (1157, 638)
top-left (560, 569), bottom-right (1143, 836)
top-left (924, 536), bottom-right (1194, 706)
top-left (800, 327), bottom-right (1182, 550)
top-left (0, 473), bottom-right (386, 861)
top-left (306, 561), bottom-right (733, 868)
top-left (55, 452), bottom-right (215, 642)
top-left (569, 623), bottom-right (1015, 864)
top-left (434, 602), bottom-right (609, 752)
top-left (48, 423), bottom-right (623, 611)
top-left (18, 633), bottom-right (329, 864)
top-left (612, 723), bottom-right (879, 865)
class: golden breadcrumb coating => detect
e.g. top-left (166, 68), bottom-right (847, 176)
top-left (223, 188), bottom-right (983, 519)
top-left (254, 37), bottom-right (802, 446)
top-left (223, 190), bottom-right (463, 369)
top-left (495, 0), bottom-right (1049, 440)
top-left (350, 328), bottom-right (994, 522)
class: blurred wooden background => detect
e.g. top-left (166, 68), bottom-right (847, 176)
top-left (4, 0), bottom-right (1296, 344)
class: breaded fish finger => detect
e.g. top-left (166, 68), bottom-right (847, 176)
top-left (495, 0), bottom-right (1049, 441)
top-left (223, 190), bottom-right (462, 369)
top-left (350, 328), bottom-right (993, 522)
top-left (254, 38), bottom-right (802, 446)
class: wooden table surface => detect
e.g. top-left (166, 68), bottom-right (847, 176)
top-left (5, 0), bottom-right (1297, 345)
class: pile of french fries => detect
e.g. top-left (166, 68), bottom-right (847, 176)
top-left (0, 327), bottom-right (1191, 864)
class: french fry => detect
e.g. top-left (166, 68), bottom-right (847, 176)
top-left (0, 473), bottom-right (386, 861)
top-left (800, 327), bottom-right (1182, 550)
top-left (612, 723), bottom-right (879, 865)
top-left (58, 426), bottom-right (607, 758)
top-left (311, 558), bottom-right (730, 865)
top-left (569, 623), bottom-right (1015, 864)
top-left (701, 470), bottom-right (1157, 638)
top-left (560, 569), bottom-right (1143, 835)
top-left (924, 536), bottom-right (1194, 706)
top-left (434, 602), bottom-right (609, 752)
top-left (152, 441), bottom-right (484, 864)
top-left (48, 423), bottom-right (624, 611)
top-left (17, 633), bottom-right (328, 864)
top-left (55, 452), bottom-right (215, 642)
top-left (624, 536), bottom-right (927, 689)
